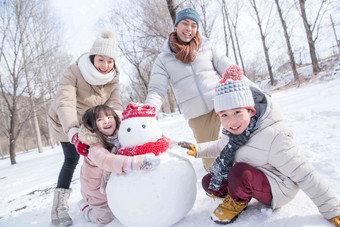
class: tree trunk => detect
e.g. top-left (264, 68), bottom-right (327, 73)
top-left (298, 0), bottom-right (321, 74)
top-left (17, 5), bottom-right (43, 153)
top-left (223, 1), bottom-right (238, 64)
top-left (274, 0), bottom-right (300, 85)
top-left (221, 0), bottom-right (229, 56)
top-left (166, 0), bottom-right (177, 25)
top-left (250, 0), bottom-right (275, 85)
top-left (9, 110), bottom-right (18, 164)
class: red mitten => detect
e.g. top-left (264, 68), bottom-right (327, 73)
top-left (72, 133), bottom-right (89, 156)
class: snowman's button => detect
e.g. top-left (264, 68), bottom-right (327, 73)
top-left (142, 124), bottom-right (146, 128)
top-left (127, 128), bottom-right (131, 132)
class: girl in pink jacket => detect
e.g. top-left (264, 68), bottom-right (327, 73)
top-left (77, 105), bottom-right (159, 225)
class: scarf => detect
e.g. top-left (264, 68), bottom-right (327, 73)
top-left (117, 135), bottom-right (170, 156)
top-left (78, 53), bottom-right (116, 86)
top-left (208, 115), bottom-right (259, 191)
top-left (100, 132), bottom-right (120, 194)
top-left (169, 31), bottom-right (201, 64)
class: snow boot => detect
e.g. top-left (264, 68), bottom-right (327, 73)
top-left (211, 194), bottom-right (247, 225)
top-left (78, 199), bottom-right (90, 222)
top-left (51, 188), bottom-right (72, 226)
top-left (206, 192), bottom-right (224, 200)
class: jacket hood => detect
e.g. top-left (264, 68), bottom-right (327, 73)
top-left (251, 88), bottom-right (284, 137)
top-left (78, 124), bottom-right (101, 145)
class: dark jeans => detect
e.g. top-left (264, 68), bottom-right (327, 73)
top-left (56, 142), bottom-right (80, 189)
top-left (202, 162), bottom-right (272, 206)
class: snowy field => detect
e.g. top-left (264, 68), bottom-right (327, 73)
top-left (1, 64), bottom-right (340, 226)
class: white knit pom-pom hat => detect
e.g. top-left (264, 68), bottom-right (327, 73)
top-left (89, 29), bottom-right (118, 60)
top-left (214, 65), bottom-right (255, 114)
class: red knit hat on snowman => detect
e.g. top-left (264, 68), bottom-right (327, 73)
top-left (214, 65), bottom-right (256, 115)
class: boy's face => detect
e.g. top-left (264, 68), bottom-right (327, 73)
top-left (219, 108), bottom-right (255, 135)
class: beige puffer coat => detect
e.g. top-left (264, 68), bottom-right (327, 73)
top-left (48, 53), bottom-right (122, 142)
top-left (78, 125), bottom-right (127, 205)
top-left (195, 94), bottom-right (340, 219)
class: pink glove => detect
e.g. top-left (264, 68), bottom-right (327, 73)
top-left (123, 155), bottom-right (160, 173)
top-left (72, 133), bottom-right (89, 156)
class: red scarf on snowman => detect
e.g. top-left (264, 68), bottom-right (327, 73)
top-left (117, 102), bottom-right (170, 157)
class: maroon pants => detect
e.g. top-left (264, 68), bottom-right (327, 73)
top-left (202, 162), bottom-right (272, 206)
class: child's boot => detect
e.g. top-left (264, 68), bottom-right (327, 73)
top-left (211, 193), bottom-right (248, 225)
top-left (78, 199), bottom-right (90, 222)
top-left (51, 188), bottom-right (72, 226)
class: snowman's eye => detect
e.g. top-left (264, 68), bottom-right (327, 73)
top-left (142, 124), bottom-right (146, 128)
top-left (127, 128), bottom-right (131, 132)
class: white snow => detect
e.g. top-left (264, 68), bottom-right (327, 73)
top-left (1, 59), bottom-right (340, 226)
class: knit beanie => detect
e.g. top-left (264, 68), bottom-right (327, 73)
top-left (89, 29), bottom-right (118, 60)
top-left (122, 102), bottom-right (156, 120)
top-left (214, 65), bottom-right (255, 114)
top-left (174, 8), bottom-right (200, 28)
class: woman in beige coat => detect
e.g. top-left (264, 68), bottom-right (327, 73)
top-left (47, 30), bottom-right (122, 226)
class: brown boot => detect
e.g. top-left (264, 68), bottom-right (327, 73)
top-left (51, 188), bottom-right (72, 226)
top-left (211, 194), bottom-right (247, 225)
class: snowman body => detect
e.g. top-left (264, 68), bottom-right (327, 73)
top-left (106, 103), bottom-right (197, 227)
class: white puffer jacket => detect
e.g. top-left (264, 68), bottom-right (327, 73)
top-left (195, 94), bottom-right (340, 219)
top-left (146, 37), bottom-right (234, 120)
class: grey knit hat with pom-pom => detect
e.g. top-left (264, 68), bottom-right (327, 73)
top-left (89, 29), bottom-right (118, 60)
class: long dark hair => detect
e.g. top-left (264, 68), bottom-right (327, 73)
top-left (82, 105), bottom-right (121, 151)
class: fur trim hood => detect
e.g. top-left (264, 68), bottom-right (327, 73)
top-left (78, 125), bottom-right (101, 145)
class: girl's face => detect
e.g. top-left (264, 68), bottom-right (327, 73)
top-left (93, 55), bottom-right (114, 74)
top-left (175, 18), bottom-right (198, 44)
top-left (96, 111), bottom-right (116, 136)
top-left (219, 108), bottom-right (255, 135)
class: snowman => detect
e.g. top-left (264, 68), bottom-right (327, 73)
top-left (106, 102), bottom-right (197, 227)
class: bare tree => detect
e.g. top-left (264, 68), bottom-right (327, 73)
top-left (110, 0), bottom-right (177, 112)
top-left (221, 0), bottom-right (238, 64)
top-left (296, 0), bottom-right (328, 74)
top-left (248, 0), bottom-right (276, 85)
top-left (189, 0), bottom-right (218, 39)
top-left (0, 0), bottom-right (64, 164)
top-left (274, 0), bottom-right (300, 85)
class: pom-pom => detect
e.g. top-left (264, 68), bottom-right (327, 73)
top-left (221, 65), bottom-right (244, 82)
top-left (101, 29), bottom-right (115, 39)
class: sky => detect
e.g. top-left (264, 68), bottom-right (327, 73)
top-left (0, 57), bottom-right (339, 226)
top-left (50, 0), bottom-right (113, 58)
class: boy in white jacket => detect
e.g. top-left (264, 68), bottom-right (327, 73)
top-left (179, 65), bottom-right (340, 225)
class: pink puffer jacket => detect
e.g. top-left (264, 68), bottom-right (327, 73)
top-left (78, 125), bottom-right (127, 205)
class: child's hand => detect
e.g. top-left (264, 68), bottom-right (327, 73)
top-left (178, 141), bottom-right (197, 157)
top-left (72, 133), bottom-right (89, 156)
top-left (329, 215), bottom-right (340, 226)
top-left (140, 156), bottom-right (160, 170)
top-left (123, 155), bottom-right (160, 173)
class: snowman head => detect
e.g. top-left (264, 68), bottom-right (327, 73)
top-left (118, 102), bottom-right (162, 148)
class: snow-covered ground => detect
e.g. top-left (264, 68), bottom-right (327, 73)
top-left (1, 59), bottom-right (340, 226)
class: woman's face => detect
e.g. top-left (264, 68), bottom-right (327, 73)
top-left (175, 18), bottom-right (198, 44)
top-left (93, 55), bottom-right (114, 74)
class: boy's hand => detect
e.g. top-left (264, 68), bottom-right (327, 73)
top-left (329, 215), bottom-right (340, 227)
top-left (178, 141), bottom-right (197, 157)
